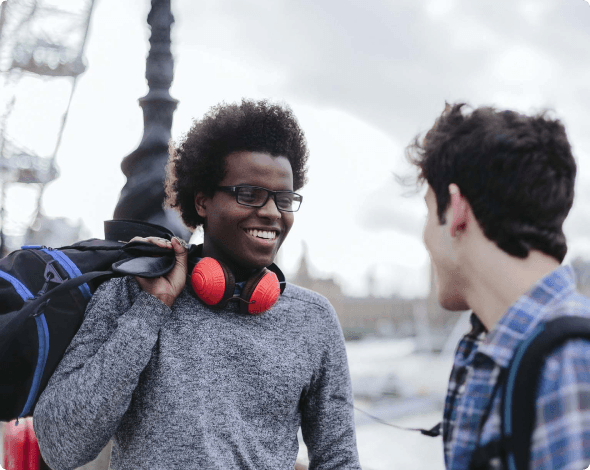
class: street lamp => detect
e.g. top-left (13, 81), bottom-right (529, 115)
top-left (113, 0), bottom-right (191, 241)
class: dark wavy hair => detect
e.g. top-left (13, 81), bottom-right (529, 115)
top-left (165, 99), bottom-right (309, 229)
top-left (406, 102), bottom-right (576, 262)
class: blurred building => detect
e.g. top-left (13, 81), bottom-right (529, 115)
top-left (290, 247), bottom-right (457, 349)
top-left (292, 250), bottom-right (590, 347)
top-left (572, 257), bottom-right (590, 297)
top-left (23, 214), bottom-right (90, 248)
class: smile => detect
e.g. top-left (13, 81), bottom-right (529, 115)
top-left (245, 229), bottom-right (278, 241)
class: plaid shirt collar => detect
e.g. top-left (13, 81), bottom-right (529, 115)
top-left (475, 265), bottom-right (577, 368)
top-left (443, 265), bottom-right (581, 469)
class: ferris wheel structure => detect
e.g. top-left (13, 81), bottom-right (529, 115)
top-left (0, 0), bottom-right (95, 254)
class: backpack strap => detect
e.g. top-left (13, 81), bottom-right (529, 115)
top-left (470, 439), bottom-right (504, 470)
top-left (0, 241), bottom-right (177, 363)
top-left (0, 270), bottom-right (115, 362)
top-left (104, 219), bottom-right (176, 242)
top-left (501, 316), bottom-right (590, 470)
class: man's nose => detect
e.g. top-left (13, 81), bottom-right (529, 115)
top-left (258, 196), bottom-right (281, 218)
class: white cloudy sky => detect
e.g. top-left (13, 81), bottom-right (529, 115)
top-left (2, 0), bottom-right (590, 298)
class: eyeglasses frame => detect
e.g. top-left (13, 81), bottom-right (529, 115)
top-left (216, 185), bottom-right (303, 212)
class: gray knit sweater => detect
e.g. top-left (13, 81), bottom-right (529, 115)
top-left (33, 276), bottom-right (361, 470)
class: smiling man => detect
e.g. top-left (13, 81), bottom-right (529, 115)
top-left (195, 151), bottom-right (295, 273)
top-left (33, 99), bottom-right (361, 470)
top-left (408, 103), bottom-right (590, 470)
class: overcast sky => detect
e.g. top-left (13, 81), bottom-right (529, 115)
top-left (2, 0), bottom-right (590, 298)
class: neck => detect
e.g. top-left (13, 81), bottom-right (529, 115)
top-left (231, 265), bottom-right (260, 283)
top-left (462, 244), bottom-right (560, 332)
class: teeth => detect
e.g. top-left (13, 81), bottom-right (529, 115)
top-left (246, 229), bottom-right (277, 240)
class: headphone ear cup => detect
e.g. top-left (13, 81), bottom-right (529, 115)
top-left (240, 269), bottom-right (281, 315)
top-left (191, 258), bottom-right (235, 306)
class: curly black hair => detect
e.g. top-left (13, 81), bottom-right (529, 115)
top-left (165, 99), bottom-right (309, 229)
top-left (406, 102), bottom-right (576, 263)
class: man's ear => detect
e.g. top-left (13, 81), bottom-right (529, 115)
top-left (194, 192), bottom-right (208, 218)
top-left (449, 184), bottom-right (469, 237)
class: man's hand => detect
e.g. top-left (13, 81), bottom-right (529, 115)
top-left (131, 236), bottom-right (188, 308)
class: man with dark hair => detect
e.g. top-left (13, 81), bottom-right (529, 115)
top-left (407, 102), bottom-right (590, 469)
top-left (34, 99), bottom-right (361, 469)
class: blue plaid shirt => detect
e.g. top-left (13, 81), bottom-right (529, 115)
top-left (442, 265), bottom-right (590, 470)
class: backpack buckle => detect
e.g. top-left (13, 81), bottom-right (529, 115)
top-left (31, 299), bottom-right (50, 318)
top-left (35, 260), bottom-right (66, 299)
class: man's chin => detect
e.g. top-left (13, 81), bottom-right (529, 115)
top-left (237, 253), bottom-right (276, 271)
top-left (439, 293), bottom-right (469, 311)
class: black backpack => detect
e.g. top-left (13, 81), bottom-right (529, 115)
top-left (0, 219), bottom-right (181, 423)
top-left (411, 316), bottom-right (590, 470)
top-left (469, 315), bottom-right (590, 470)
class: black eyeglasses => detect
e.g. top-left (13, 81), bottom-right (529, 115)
top-left (217, 185), bottom-right (303, 212)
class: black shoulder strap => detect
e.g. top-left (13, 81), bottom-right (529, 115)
top-left (0, 269), bottom-right (115, 361)
top-left (501, 316), bottom-right (590, 470)
top-left (104, 219), bottom-right (176, 242)
top-left (0, 239), bottom-right (177, 363)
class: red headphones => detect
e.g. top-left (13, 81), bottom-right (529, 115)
top-left (189, 255), bottom-right (286, 315)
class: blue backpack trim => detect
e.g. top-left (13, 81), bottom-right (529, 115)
top-left (20, 315), bottom-right (50, 418)
top-left (501, 322), bottom-right (545, 470)
top-left (0, 268), bottom-right (50, 418)
top-left (1, 220), bottom-right (178, 423)
top-left (40, 248), bottom-right (92, 300)
top-left (22, 248), bottom-right (91, 417)
top-left (0, 271), bottom-right (34, 302)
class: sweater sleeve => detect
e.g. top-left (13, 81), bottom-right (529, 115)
top-left (33, 277), bottom-right (170, 470)
top-left (300, 302), bottom-right (361, 470)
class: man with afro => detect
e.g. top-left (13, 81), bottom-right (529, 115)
top-left (34, 99), bottom-right (361, 470)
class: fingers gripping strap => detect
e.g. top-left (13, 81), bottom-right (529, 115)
top-left (190, 258), bottom-right (234, 306)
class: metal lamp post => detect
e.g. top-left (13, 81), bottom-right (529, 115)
top-left (113, 0), bottom-right (190, 240)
